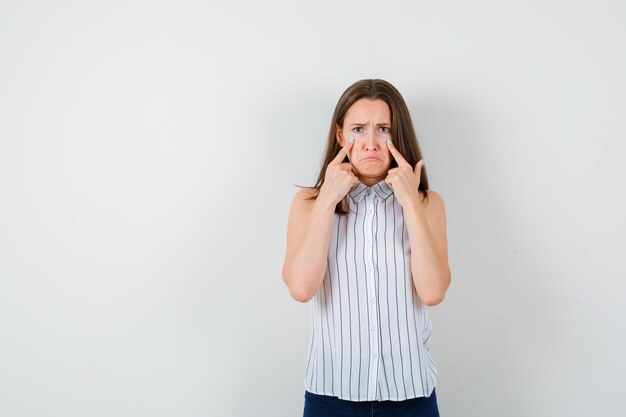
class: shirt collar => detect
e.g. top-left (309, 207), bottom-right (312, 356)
top-left (348, 179), bottom-right (394, 204)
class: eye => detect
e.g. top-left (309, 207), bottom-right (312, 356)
top-left (380, 127), bottom-right (390, 133)
top-left (352, 127), bottom-right (363, 133)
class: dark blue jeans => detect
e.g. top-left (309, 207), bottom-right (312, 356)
top-left (303, 388), bottom-right (440, 417)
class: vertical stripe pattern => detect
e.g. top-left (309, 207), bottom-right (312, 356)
top-left (304, 179), bottom-right (438, 401)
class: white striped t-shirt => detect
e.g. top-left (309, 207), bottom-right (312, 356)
top-left (304, 178), bottom-right (438, 402)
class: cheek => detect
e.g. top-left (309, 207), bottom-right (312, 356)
top-left (347, 130), bottom-right (360, 144)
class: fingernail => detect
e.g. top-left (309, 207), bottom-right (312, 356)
top-left (350, 135), bottom-right (355, 143)
top-left (387, 137), bottom-right (391, 145)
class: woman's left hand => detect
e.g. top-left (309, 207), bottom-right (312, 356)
top-left (385, 137), bottom-right (424, 208)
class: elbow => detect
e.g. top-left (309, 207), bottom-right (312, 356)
top-left (421, 292), bottom-right (445, 307)
top-left (421, 269), bottom-right (451, 306)
top-left (282, 264), bottom-right (314, 303)
top-left (420, 284), bottom-right (449, 307)
top-left (415, 269), bottom-right (451, 307)
top-left (291, 288), bottom-right (314, 303)
top-left (286, 282), bottom-right (314, 303)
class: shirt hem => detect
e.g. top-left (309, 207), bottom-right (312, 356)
top-left (304, 385), bottom-right (437, 402)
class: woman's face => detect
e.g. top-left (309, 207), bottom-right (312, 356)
top-left (337, 98), bottom-right (393, 184)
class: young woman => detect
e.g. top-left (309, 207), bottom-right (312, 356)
top-left (282, 79), bottom-right (451, 417)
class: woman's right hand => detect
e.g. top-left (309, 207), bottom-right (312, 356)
top-left (319, 137), bottom-right (359, 206)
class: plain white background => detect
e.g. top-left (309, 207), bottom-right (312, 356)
top-left (1, 1), bottom-right (625, 416)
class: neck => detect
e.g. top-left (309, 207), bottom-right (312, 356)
top-left (359, 176), bottom-right (385, 187)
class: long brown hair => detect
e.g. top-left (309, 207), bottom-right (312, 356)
top-left (296, 79), bottom-right (430, 215)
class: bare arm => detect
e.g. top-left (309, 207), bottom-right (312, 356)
top-left (282, 139), bottom-right (357, 302)
top-left (404, 190), bottom-right (451, 306)
top-left (383, 139), bottom-right (450, 306)
top-left (281, 190), bottom-right (337, 302)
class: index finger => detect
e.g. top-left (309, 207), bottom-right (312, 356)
top-left (329, 135), bottom-right (355, 166)
top-left (386, 136), bottom-right (411, 168)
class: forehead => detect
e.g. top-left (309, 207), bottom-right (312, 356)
top-left (344, 98), bottom-right (390, 122)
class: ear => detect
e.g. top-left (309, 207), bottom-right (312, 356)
top-left (336, 124), bottom-right (344, 146)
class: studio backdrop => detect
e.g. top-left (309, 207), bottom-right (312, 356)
top-left (1, 1), bottom-right (624, 416)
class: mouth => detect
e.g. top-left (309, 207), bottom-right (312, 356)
top-left (362, 157), bottom-right (380, 161)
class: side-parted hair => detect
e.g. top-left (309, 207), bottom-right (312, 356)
top-left (296, 79), bottom-right (430, 215)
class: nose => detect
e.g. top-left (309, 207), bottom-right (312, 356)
top-left (361, 130), bottom-right (378, 150)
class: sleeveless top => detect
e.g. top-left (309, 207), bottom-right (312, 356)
top-left (303, 178), bottom-right (438, 402)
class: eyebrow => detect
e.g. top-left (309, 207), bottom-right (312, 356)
top-left (349, 122), bottom-right (391, 126)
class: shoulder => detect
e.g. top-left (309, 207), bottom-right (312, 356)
top-left (296, 186), bottom-right (319, 198)
top-left (293, 187), bottom-right (319, 204)
top-left (421, 189), bottom-right (447, 226)
top-left (285, 188), bottom-right (320, 253)
top-left (423, 189), bottom-right (444, 206)
top-left (289, 187), bottom-right (319, 213)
